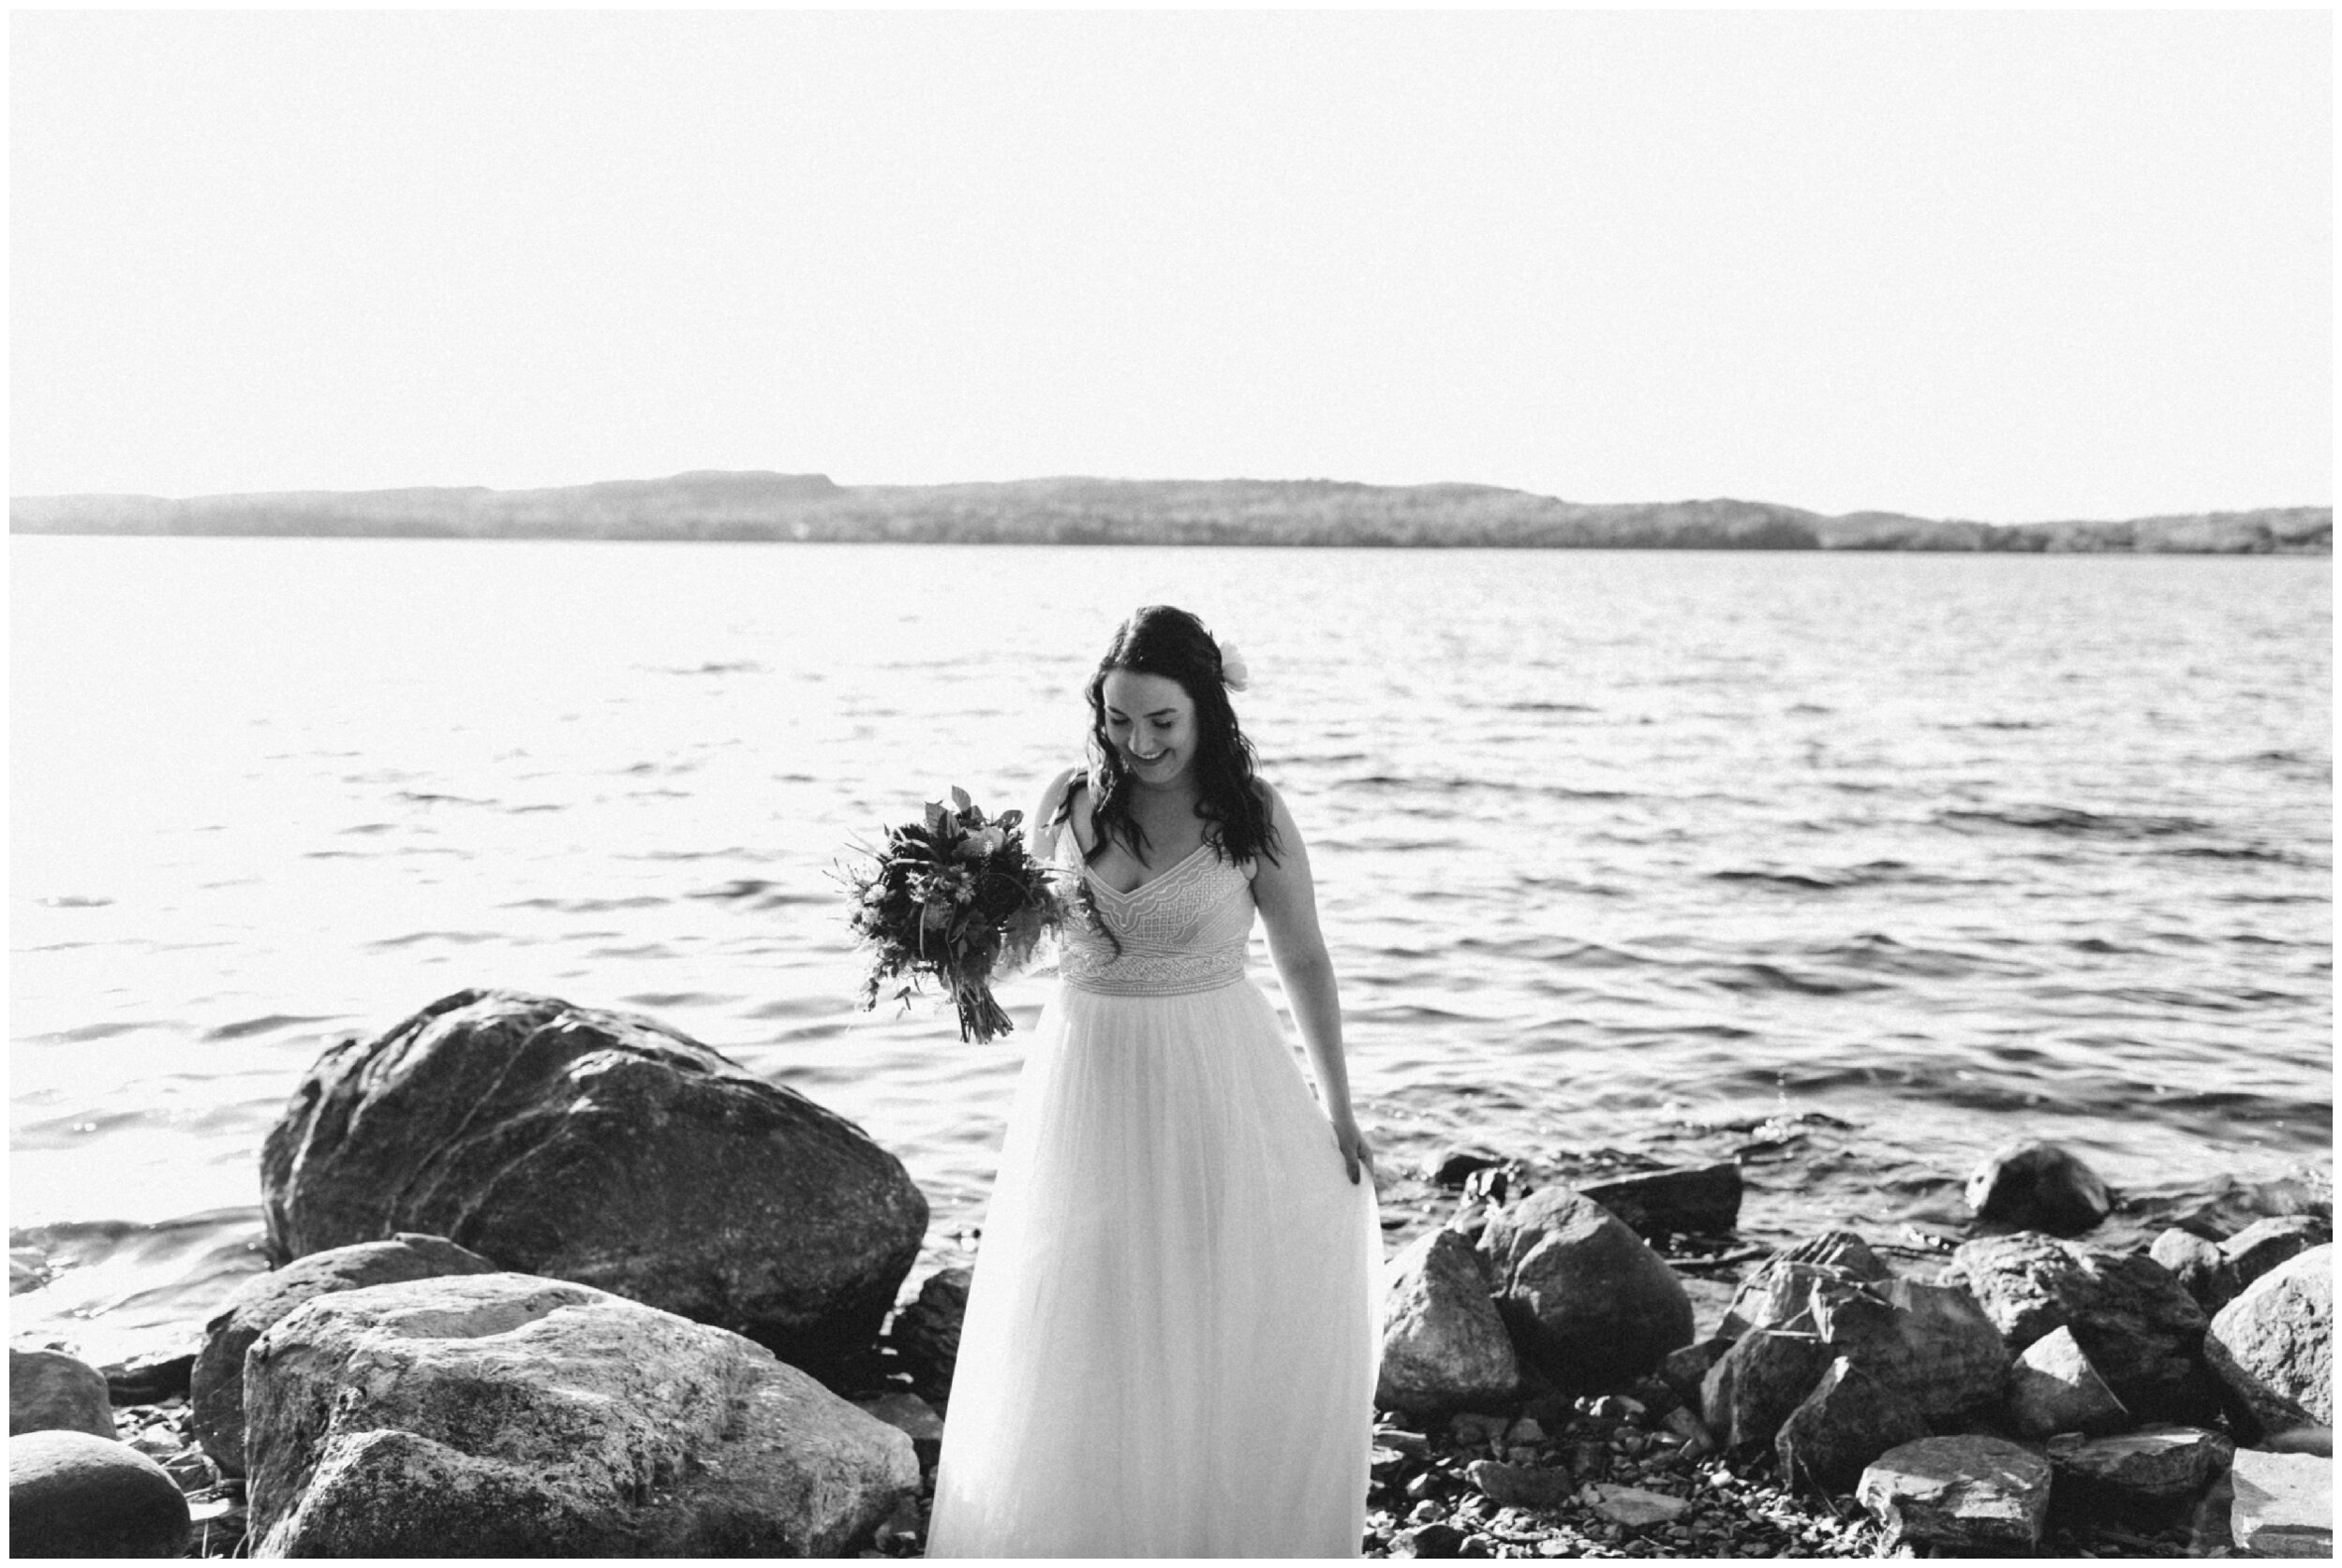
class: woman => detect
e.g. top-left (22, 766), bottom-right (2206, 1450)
top-left (926, 605), bottom-right (1383, 1558)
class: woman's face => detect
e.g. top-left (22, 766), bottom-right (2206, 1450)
top-left (1100, 670), bottom-right (1198, 790)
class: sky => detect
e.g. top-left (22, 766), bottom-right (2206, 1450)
top-left (9, 9), bottom-right (2331, 522)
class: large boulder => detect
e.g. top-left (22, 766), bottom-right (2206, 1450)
top-left (9, 1429), bottom-right (189, 1557)
top-left (1717, 1264), bottom-right (2008, 1426)
top-left (1475, 1188), bottom-right (1693, 1389)
top-left (2204, 1245), bottom-right (2333, 1436)
top-left (1577, 1163), bottom-right (1742, 1239)
top-left (9, 1350), bottom-right (115, 1439)
top-left (2007, 1324), bottom-right (2128, 1440)
top-left (1717, 1230), bottom-right (1890, 1338)
top-left (261, 989), bottom-right (928, 1369)
top-left (1701, 1330), bottom-right (1836, 1451)
top-left (1857, 1435), bottom-right (2051, 1551)
top-left (2222, 1216), bottom-right (2331, 1294)
top-left (2047, 1425), bottom-right (2233, 1514)
top-left (2230, 1448), bottom-right (2332, 1557)
top-left (243, 1272), bottom-right (918, 1556)
top-left (1944, 1232), bottom-right (2212, 1421)
top-left (1377, 1229), bottom-right (1520, 1415)
top-left (1964, 1139), bottom-right (2112, 1235)
top-left (1774, 1356), bottom-right (1930, 1495)
top-left (886, 1266), bottom-right (971, 1404)
top-left (190, 1233), bottom-right (498, 1476)
top-left (2151, 1228), bottom-right (2235, 1312)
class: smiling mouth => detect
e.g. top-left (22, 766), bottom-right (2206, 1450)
top-left (1129, 749), bottom-right (1168, 762)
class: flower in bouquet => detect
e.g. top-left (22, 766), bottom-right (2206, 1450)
top-left (840, 786), bottom-right (1066, 1043)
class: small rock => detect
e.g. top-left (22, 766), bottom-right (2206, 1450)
top-left (162, 1449), bottom-right (217, 1493)
top-left (2048, 1424), bottom-right (2234, 1509)
top-left (1371, 1445), bottom-right (1412, 1485)
top-left (1379, 1229), bottom-right (1521, 1415)
top-left (9, 1428), bottom-right (191, 1557)
top-left (8, 1349), bottom-right (115, 1439)
top-left (2151, 1227), bottom-right (2236, 1310)
top-left (1405, 1472), bottom-right (1440, 1503)
top-left (1587, 1483), bottom-right (1690, 1529)
top-left (1375, 1426), bottom-right (1431, 1459)
top-left (2222, 1216), bottom-right (2332, 1294)
top-left (2007, 1324), bottom-right (2128, 1439)
top-left (1856, 1434), bottom-right (2051, 1551)
top-left (1393, 1520), bottom-right (1468, 1557)
top-left (1579, 1162), bottom-right (1742, 1239)
top-left (1465, 1458), bottom-right (1573, 1511)
top-left (1774, 1356), bottom-right (1930, 1496)
top-left (2204, 1244), bottom-right (2333, 1435)
top-left (1586, 1395), bottom-right (1645, 1424)
top-left (1964, 1139), bottom-right (2112, 1235)
top-left (2230, 1447), bottom-right (2332, 1557)
top-left (1448, 1410), bottom-right (1510, 1448)
top-left (888, 1265), bottom-right (970, 1403)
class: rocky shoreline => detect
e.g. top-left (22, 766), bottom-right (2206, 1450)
top-left (10, 988), bottom-right (2334, 1558)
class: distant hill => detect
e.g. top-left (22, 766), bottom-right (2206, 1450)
top-left (10, 471), bottom-right (2329, 554)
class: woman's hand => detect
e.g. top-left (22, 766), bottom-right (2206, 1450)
top-left (1331, 1115), bottom-right (1375, 1187)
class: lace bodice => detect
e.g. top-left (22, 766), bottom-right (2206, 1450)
top-left (1051, 835), bottom-right (1258, 998)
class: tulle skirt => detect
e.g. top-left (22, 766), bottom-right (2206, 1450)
top-left (926, 977), bottom-right (1383, 1559)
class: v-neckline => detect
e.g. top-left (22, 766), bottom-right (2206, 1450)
top-left (1082, 839), bottom-right (1212, 901)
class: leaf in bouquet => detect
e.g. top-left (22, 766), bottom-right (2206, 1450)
top-left (951, 784), bottom-right (973, 815)
top-left (925, 800), bottom-right (951, 835)
top-left (998, 808), bottom-right (1023, 834)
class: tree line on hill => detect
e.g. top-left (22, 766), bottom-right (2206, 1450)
top-left (10, 472), bottom-right (2330, 554)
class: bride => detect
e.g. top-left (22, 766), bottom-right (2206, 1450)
top-left (926, 605), bottom-right (1383, 1558)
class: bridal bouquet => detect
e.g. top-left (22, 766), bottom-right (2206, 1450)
top-left (841, 787), bottom-right (1063, 1043)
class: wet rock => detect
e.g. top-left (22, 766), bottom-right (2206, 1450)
top-left (2222, 1215), bottom-right (2331, 1294)
top-left (2151, 1227), bottom-right (2235, 1311)
top-left (852, 1392), bottom-right (942, 1468)
top-left (261, 989), bottom-right (928, 1373)
top-left (1856, 1435), bottom-right (2051, 1551)
top-left (1378, 1230), bottom-right (1521, 1415)
top-left (1578, 1162), bottom-right (1742, 1239)
top-left (1944, 1231), bottom-right (2212, 1420)
top-left (1964, 1139), bottom-right (2112, 1236)
top-left (1464, 1458), bottom-right (1572, 1511)
top-left (9, 1428), bottom-right (190, 1557)
top-left (2204, 1244), bottom-right (2333, 1435)
top-left (2047, 1425), bottom-right (2234, 1511)
top-left (1720, 1265), bottom-right (2008, 1425)
top-left (1476, 1187), bottom-right (1694, 1390)
top-left (190, 1232), bottom-right (498, 1475)
top-left (2007, 1324), bottom-right (2128, 1439)
top-left (1774, 1356), bottom-right (1930, 1496)
top-left (243, 1271), bottom-right (917, 1556)
top-left (1701, 1329), bottom-right (1835, 1451)
top-left (1428, 1149), bottom-right (1505, 1191)
top-left (2229, 1447), bottom-right (2333, 1557)
top-left (886, 1265), bottom-right (970, 1403)
top-left (9, 1349), bottom-right (115, 1440)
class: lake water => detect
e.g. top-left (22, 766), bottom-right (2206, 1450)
top-left (10, 538), bottom-right (2331, 1363)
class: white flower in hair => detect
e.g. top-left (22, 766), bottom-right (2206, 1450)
top-left (1218, 641), bottom-right (1251, 692)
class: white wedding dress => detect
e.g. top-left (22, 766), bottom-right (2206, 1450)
top-left (925, 821), bottom-right (1383, 1558)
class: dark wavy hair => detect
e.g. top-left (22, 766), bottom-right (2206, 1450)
top-left (1061, 605), bottom-right (1280, 869)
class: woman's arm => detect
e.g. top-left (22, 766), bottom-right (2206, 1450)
top-left (1030, 766), bottom-right (1080, 860)
top-left (1251, 782), bottom-right (1374, 1186)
